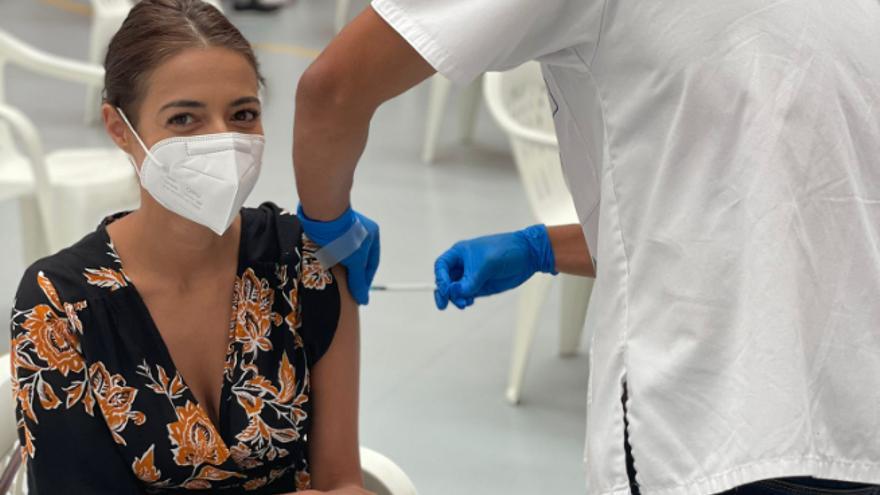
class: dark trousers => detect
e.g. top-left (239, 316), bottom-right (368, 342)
top-left (727, 478), bottom-right (880, 494)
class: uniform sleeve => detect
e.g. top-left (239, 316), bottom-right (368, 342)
top-left (9, 267), bottom-right (141, 493)
top-left (296, 234), bottom-right (341, 367)
top-left (371, 0), bottom-right (606, 84)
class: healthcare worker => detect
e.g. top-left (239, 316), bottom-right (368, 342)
top-left (293, 1), bottom-right (880, 494)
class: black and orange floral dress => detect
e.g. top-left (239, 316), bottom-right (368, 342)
top-left (9, 202), bottom-right (340, 494)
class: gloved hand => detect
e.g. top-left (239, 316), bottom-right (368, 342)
top-left (297, 205), bottom-right (380, 305)
top-left (433, 224), bottom-right (557, 310)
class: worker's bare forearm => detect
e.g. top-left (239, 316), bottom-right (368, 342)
top-left (293, 7), bottom-right (435, 221)
top-left (547, 224), bottom-right (595, 277)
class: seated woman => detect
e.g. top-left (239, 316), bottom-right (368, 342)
top-left (9, 1), bottom-right (365, 493)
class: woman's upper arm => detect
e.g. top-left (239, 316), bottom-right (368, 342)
top-left (307, 266), bottom-right (363, 490)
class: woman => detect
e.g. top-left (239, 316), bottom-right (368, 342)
top-left (9, 1), bottom-right (366, 493)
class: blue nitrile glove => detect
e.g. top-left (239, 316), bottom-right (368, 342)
top-left (433, 224), bottom-right (557, 310)
top-left (297, 205), bottom-right (380, 305)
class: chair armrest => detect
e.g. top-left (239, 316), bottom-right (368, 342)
top-left (360, 447), bottom-right (418, 495)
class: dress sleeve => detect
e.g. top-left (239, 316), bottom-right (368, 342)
top-left (248, 203), bottom-right (342, 366)
top-left (296, 234), bottom-right (342, 367)
top-left (371, 0), bottom-right (606, 84)
top-left (9, 267), bottom-right (141, 493)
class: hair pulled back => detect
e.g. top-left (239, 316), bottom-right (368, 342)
top-left (104, 0), bottom-right (264, 123)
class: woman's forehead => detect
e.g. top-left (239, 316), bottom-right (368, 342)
top-left (144, 47), bottom-right (260, 106)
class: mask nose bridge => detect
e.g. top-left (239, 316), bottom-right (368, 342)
top-left (183, 134), bottom-right (259, 155)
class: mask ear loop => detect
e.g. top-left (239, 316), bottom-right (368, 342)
top-left (115, 107), bottom-right (161, 179)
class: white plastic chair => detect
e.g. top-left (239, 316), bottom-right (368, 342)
top-left (0, 30), bottom-right (139, 263)
top-left (83, 0), bottom-right (132, 123)
top-left (483, 61), bottom-right (594, 405)
top-left (360, 447), bottom-right (418, 495)
top-left (421, 75), bottom-right (482, 164)
top-left (85, 0), bottom-right (224, 123)
top-left (335, 0), bottom-right (352, 33)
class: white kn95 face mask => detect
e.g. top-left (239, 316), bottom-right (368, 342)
top-left (117, 108), bottom-right (264, 235)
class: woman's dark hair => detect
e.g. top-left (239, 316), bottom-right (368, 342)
top-left (103, 0), bottom-right (265, 123)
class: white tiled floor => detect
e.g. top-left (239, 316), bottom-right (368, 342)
top-left (0, 1), bottom-right (589, 493)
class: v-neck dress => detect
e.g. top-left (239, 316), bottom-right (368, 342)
top-left (9, 202), bottom-right (341, 494)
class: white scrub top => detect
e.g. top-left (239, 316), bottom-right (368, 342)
top-left (371, 1), bottom-right (880, 494)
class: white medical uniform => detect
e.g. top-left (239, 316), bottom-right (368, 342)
top-left (371, 0), bottom-right (880, 494)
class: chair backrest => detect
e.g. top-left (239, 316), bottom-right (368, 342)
top-left (483, 62), bottom-right (579, 226)
top-left (202, 0), bottom-right (224, 12)
top-left (0, 30), bottom-right (104, 105)
top-left (90, 0), bottom-right (133, 9)
top-left (0, 29), bottom-right (104, 151)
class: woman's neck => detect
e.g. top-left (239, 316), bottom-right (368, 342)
top-left (107, 198), bottom-right (240, 288)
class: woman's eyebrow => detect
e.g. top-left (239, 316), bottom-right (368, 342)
top-left (230, 96), bottom-right (260, 107)
top-left (159, 100), bottom-right (205, 112)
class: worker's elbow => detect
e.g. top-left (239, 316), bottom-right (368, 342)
top-left (296, 59), bottom-right (374, 120)
top-left (296, 61), bottom-right (336, 109)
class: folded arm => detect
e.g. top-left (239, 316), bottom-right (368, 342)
top-left (293, 7), bottom-right (435, 221)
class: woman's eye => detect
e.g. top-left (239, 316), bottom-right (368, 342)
top-left (233, 109), bottom-right (260, 122)
top-left (167, 113), bottom-right (195, 126)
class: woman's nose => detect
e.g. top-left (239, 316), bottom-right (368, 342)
top-left (206, 116), bottom-right (232, 134)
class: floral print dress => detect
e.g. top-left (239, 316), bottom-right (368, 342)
top-left (9, 203), bottom-right (340, 494)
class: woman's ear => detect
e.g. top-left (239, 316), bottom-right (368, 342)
top-left (101, 103), bottom-right (133, 153)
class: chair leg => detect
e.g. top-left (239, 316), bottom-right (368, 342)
top-left (85, 9), bottom-right (130, 124)
top-left (85, 17), bottom-right (108, 125)
top-left (84, 88), bottom-right (102, 125)
top-left (457, 75), bottom-right (482, 145)
top-left (83, 33), bottom-right (103, 124)
top-left (335, 0), bottom-right (352, 33)
top-left (18, 195), bottom-right (49, 264)
top-left (558, 275), bottom-right (593, 357)
top-left (421, 75), bottom-right (452, 164)
top-left (506, 274), bottom-right (553, 405)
